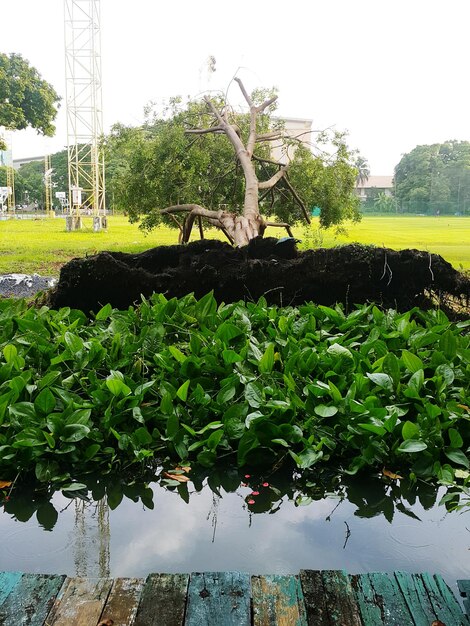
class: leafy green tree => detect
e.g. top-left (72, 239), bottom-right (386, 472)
top-left (104, 125), bottom-right (143, 211)
top-left (373, 191), bottom-right (396, 213)
top-left (354, 154), bottom-right (370, 186)
top-left (0, 166), bottom-right (27, 205)
top-left (13, 160), bottom-right (44, 205)
top-left (394, 141), bottom-right (470, 214)
top-left (13, 148), bottom-right (87, 210)
top-left (0, 53), bottom-right (60, 149)
top-left (112, 80), bottom-right (360, 245)
top-left (50, 149), bottom-right (69, 196)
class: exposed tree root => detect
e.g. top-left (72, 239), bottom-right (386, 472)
top-left (46, 239), bottom-right (470, 318)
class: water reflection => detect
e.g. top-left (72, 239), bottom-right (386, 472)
top-left (0, 466), bottom-right (468, 587)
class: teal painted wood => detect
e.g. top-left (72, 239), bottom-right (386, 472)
top-left (252, 574), bottom-right (307, 626)
top-left (351, 574), bottom-right (383, 625)
top-left (394, 571), bottom-right (438, 625)
top-left (185, 571), bottom-right (251, 626)
top-left (299, 570), bottom-right (330, 624)
top-left (365, 572), bottom-right (413, 625)
top-left (434, 574), bottom-right (470, 625)
top-left (458, 580), bottom-right (470, 615)
top-left (420, 572), bottom-right (470, 626)
top-left (0, 572), bottom-right (23, 606)
top-left (134, 573), bottom-right (188, 626)
top-left (0, 573), bottom-right (65, 626)
top-left (321, 570), bottom-right (362, 625)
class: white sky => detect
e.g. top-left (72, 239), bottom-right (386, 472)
top-left (3, 0), bottom-right (470, 173)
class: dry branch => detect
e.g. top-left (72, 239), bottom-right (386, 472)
top-left (186, 126), bottom-right (225, 135)
top-left (258, 165), bottom-right (289, 190)
top-left (265, 221), bottom-right (294, 237)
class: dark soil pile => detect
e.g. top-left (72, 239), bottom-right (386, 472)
top-left (46, 238), bottom-right (470, 316)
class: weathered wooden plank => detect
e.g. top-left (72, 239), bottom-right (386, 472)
top-left (134, 573), bottom-right (188, 626)
top-left (431, 574), bottom-right (470, 625)
top-left (394, 571), bottom-right (438, 625)
top-left (299, 570), bottom-right (330, 625)
top-left (365, 572), bottom-right (413, 625)
top-left (46, 576), bottom-right (113, 625)
top-left (419, 573), bottom-right (470, 626)
top-left (322, 570), bottom-right (362, 625)
top-left (0, 573), bottom-right (65, 626)
top-left (98, 577), bottom-right (145, 626)
top-left (458, 580), bottom-right (470, 616)
top-left (0, 572), bottom-right (23, 606)
top-left (185, 571), bottom-right (251, 626)
top-left (252, 574), bottom-right (307, 626)
top-left (351, 573), bottom-right (383, 625)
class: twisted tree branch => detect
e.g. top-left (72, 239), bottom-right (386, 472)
top-left (258, 165), bottom-right (289, 190)
top-left (186, 126), bottom-right (225, 135)
top-left (265, 221), bottom-right (294, 237)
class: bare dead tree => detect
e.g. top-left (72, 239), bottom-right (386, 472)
top-left (160, 78), bottom-right (310, 246)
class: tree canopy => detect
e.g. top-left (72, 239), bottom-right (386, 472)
top-left (394, 140), bottom-right (470, 214)
top-left (0, 53), bottom-right (60, 149)
top-left (109, 82), bottom-right (360, 244)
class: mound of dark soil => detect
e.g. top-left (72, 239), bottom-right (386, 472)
top-left (46, 238), bottom-right (470, 316)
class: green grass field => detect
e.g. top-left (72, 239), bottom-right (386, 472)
top-left (0, 214), bottom-right (468, 276)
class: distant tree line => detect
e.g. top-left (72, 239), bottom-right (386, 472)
top-left (361, 140), bottom-right (470, 215)
top-left (394, 140), bottom-right (470, 215)
top-left (6, 133), bottom-right (470, 220)
top-left (0, 150), bottom-right (68, 209)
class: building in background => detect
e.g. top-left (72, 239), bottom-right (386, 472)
top-left (270, 117), bottom-right (313, 163)
top-left (13, 156), bottom-right (44, 170)
top-left (356, 175), bottom-right (394, 204)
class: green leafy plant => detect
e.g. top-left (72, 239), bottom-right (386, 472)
top-left (0, 295), bottom-right (468, 494)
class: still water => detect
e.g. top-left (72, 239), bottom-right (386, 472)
top-left (0, 475), bottom-right (468, 593)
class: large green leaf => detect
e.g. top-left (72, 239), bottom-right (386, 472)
top-left (215, 322), bottom-right (244, 344)
top-left (3, 344), bottom-right (17, 364)
top-left (327, 343), bottom-right (353, 359)
top-left (194, 291), bottom-right (217, 323)
top-left (314, 405), bottom-right (338, 418)
top-left (61, 424), bottom-right (90, 443)
top-left (439, 330), bottom-right (457, 360)
top-left (397, 440), bottom-right (428, 453)
top-left (444, 448), bottom-right (469, 468)
top-left (401, 350), bottom-right (424, 373)
top-left (176, 380), bottom-right (190, 402)
top-left (259, 343), bottom-right (275, 374)
top-left (64, 331), bottom-right (84, 353)
top-left (245, 382), bottom-right (263, 408)
top-left (34, 388), bottom-right (56, 415)
top-left (366, 372), bottom-right (393, 391)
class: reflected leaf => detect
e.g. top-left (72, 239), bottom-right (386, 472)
top-left (163, 472), bottom-right (190, 483)
top-left (36, 501), bottom-right (58, 530)
top-left (177, 482), bottom-right (190, 504)
top-left (396, 502), bottom-right (421, 521)
top-left (382, 468), bottom-right (403, 481)
top-left (140, 487), bottom-right (154, 510)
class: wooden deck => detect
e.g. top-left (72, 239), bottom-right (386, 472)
top-left (0, 570), bottom-right (469, 625)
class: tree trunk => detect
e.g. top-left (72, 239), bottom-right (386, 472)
top-left (163, 80), bottom-right (299, 246)
top-left (219, 211), bottom-right (266, 247)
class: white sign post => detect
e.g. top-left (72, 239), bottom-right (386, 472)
top-left (0, 186), bottom-right (11, 212)
top-left (66, 187), bottom-right (83, 231)
top-left (71, 186), bottom-right (82, 207)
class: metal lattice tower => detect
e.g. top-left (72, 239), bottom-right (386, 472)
top-left (73, 499), bottom-right (110, 577)
top-left (6, 165), bottom-right (15, 212)
top-left (64, 0), bottom-right (106, 228)
top-left (44, 154), bottom-right (53, 214)
top-left (4, 132), bottom-right (15, 212)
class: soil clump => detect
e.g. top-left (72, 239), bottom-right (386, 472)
top-left (46, 238), bottom-right (470, 317)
